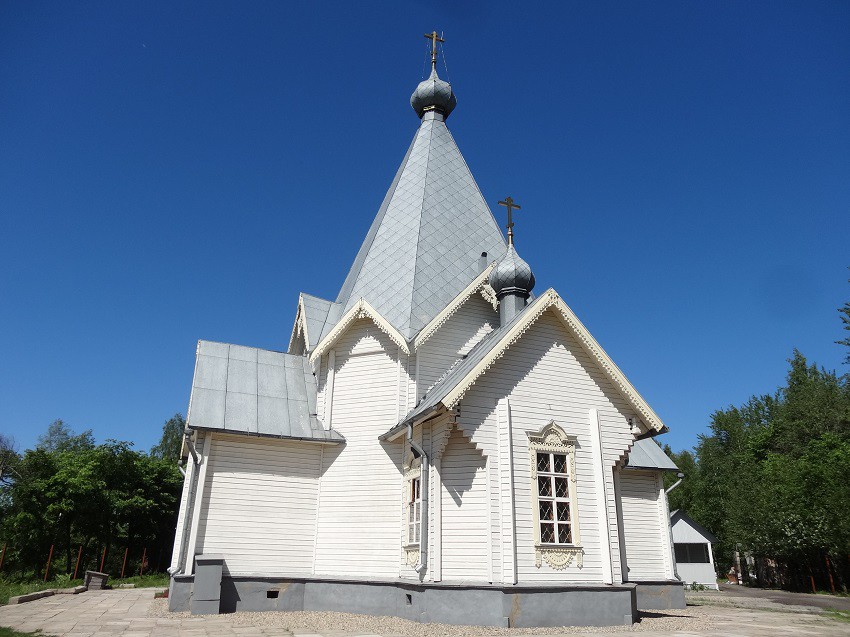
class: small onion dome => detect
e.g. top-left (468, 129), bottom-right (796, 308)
top-left (411, 67), bottom-right (457, 119)
top-left (489, 244), bottom-right (535, 298)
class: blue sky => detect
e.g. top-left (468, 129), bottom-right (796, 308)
top-left (1, 1), bottom-right (848, 454)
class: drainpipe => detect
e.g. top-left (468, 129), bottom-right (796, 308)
top-left (666, 472), bottom-right (685, 494)
top-left (664, 472), bottom-right (684, 581)
top-left (407, 423), bottom-right (429, 575)
top-left (170, 430), bottom-right (202, 575)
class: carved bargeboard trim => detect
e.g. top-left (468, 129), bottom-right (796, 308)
top-left (413, 264), bottom-right (496, 350)
top-left (309, 298), bottom-right (409, 364)
top-left (440, 289), bottom-right (665, 432)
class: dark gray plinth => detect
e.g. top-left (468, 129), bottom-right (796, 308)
top-left (84, 570), bottom-right (109, 590)
top-left (190, 554), bottom-right (224, 615)
top-left (634, 581), bottom-right (686, 609)
top-left (169, 574), bottom-right (638, 627)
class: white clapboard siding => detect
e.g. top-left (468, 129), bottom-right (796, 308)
top-left (417, 294), bottom-right (497, 395)
top-left (619, 469), bottom-right (668, 581)
top-left (313, 319), bottom-right (404, 578)
top-left (195, 434), bottom-right (322, 576)
top-left (440, 427), bottom-right (490, 581)
top-left (458, 311), bottom-right (636, 583)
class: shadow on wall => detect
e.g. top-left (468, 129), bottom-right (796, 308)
top-left (442, 427), bottom-right (486, 506)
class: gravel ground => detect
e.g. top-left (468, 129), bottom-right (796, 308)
top-left (147, 598), bottom-right (715, 635)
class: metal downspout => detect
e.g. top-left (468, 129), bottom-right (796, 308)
top-left (407, 424), bottom-right (429, 575)
top-left (169, 431), bottom-right (201, 575)
top-left (664, 472), bottom-right (685, 581)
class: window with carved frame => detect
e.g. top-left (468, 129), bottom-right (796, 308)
top-left (528, 421), bottom-right (583, 569)
top-left (407, 476), bottom-right (421, 544)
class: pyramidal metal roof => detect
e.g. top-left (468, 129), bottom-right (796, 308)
top-left (335, 76), bottom-right (507, 341)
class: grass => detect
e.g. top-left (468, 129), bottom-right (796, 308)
top-left (0, 628), bottom-right (42, 637)
top-left (0, 571), bottom-right (169, 605)
top-left (824, 609), bottom-right (850, 623)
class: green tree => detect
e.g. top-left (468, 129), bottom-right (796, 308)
top-left (150, 413), bottom-right (185, 463)
top-left (37, 419), bottom-right (95, 453)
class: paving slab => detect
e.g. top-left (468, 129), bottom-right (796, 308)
top-left (0, 587), bottom-right (848, 636)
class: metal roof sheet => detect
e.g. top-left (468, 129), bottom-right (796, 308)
top-left (335, 112), bottom-right (507, 341)
top-left (299, 293), bottom-right (343, 350)
top-left (625, 437), bottom-right (679, 471)
top-left (188, 340), bottom-right (343, 443)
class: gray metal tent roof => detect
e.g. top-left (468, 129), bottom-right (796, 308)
top-left (300, 293), bottom-right (344, 349)
top-left (625, 437), bottom-right (679, 471)
top-left (335, 109), bottom-right (507, 341)
top-left (187, 340), bottom-right (343, 443)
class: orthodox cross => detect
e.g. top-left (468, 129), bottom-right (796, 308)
top-left (498, 196), bottom-right (521, 245)
top-left (424, 31), bottom-right (445, 70)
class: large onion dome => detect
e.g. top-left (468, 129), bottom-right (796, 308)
top-left (489, 244), bottom-right (535, 299)
top-left (411, 67), bottom-right (457, 119)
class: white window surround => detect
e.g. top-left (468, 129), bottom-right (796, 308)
top-left (528, 421), bottom-right (583, 570)
top-left (402, 454), bottom-right (422, 567)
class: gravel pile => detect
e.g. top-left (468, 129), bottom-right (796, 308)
top-left (147, 599), bottom-right (714, 635)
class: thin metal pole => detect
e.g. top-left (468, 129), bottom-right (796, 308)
top-left (73, 545), bottom-right (83, 580)
top-left (121, 547), bottom-right (128, 579)
top-left (0, 543), bottom-right (6, 571)
top-left (100, 545), bottom-right (107, 572)
top-left (44, 544), bottom-right (54, 582)
top-left (139, 547), bottom-right (147, 576)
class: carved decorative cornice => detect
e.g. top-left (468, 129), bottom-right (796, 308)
top-left (535, 545), bottom-right (584, 570)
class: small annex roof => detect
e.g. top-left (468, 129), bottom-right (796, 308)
top-left (670, 510), bottom-right (718, 544)
top-left (624, 437), bottom-right (679, 472)
top-left (288, 293), bottom-right (344, 354)
top-left (187, 340), bottom-right (343, 443)
top-left (383, 288), bottom-right (667, 440)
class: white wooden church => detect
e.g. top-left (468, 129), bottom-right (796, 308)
top-left (168, 41), bottom-right (684, 627)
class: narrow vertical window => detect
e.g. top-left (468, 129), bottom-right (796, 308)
top-left (407, 476), bottom-right (421, 544)
top-left (528, 421), bottom-right (583, 569)
top-left (536, 451), bottom-right (572, 545)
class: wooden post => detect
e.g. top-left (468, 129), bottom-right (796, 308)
top-left (73, 545), bottom-right (83, 580)
top-left (121, 547), bottom-right (128, 579)
top-left (44, 544), bottom-right (54, 582)
top-left (139, 547), bottom-right (147, 576)
top-left (808, 562), bottom-right (816, 593)
top-left (0, 543), bottom-right (6, 571)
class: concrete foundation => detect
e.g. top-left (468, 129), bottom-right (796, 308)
top-left (633, 581), bottom-right (686, 610)
top-left (169, 574), bottom-right (638, 627)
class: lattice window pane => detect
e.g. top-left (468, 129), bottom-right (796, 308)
top-left (554, 476), bottom-right (569, 498)
top-left (540, 523), bottom-right (555, 544)
top-left (537, 452), bottom-right (550, 473)
top-left (553, 453), bottom-right (567, 474)
top-left (558, 524), bottom-right (572, 544)
top-left (539, 501), bottom-right (553, 521)
top-left (556, 502), bottom-right (570, 522)
top-left (538, 476), bottom-right (552, 497)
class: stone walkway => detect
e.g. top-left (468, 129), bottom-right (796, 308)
top-left (0, 588), bottom-right (847, 636)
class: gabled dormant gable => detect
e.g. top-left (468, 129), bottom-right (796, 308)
top-left (384, 289), bottom-right (667, 439)
top-left (309, 298), bottom-right (409, 364)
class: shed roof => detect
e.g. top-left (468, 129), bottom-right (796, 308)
top-left (625, 437), bottom-right (680, 472)
top-left (187, 340), bottom-right (343, 443)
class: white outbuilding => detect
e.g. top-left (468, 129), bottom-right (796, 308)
top-left (670, 510), bottom-right (719, 589)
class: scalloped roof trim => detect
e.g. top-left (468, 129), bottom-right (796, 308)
top-left (440, 289), bottom-right (666, 432)
top-left (413, 263), bottom-right (497, 350)
top-left (309, 298), bottom-right (410, 364)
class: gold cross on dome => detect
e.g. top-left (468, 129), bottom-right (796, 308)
top-left (424, 31), bottom-right (445, 69)
top-left (498, 196), bottom-right (522, 245)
